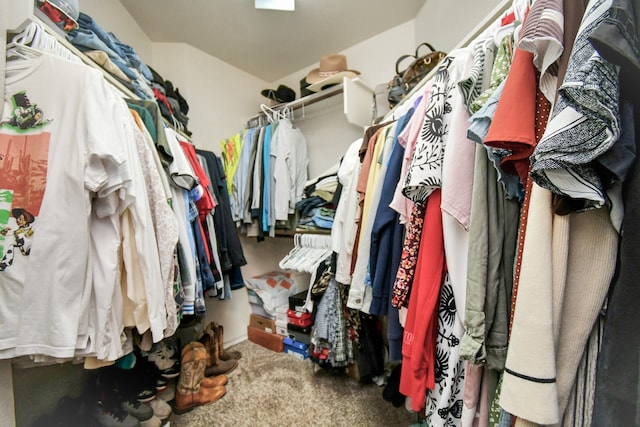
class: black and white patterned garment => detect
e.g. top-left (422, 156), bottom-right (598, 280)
top-left (311, 277), bottom-right (349, 367)
top-left (403, 55), bottom-right (456, 202)
top-left (530, 0), bottom-right (618, 211)
top-left (458, 37), bottom-right (496, 112)
top-left (424, 273), bottom-right (466, 427)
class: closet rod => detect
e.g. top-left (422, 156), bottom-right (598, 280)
top-left (382, 0), bottom-right (513, 121)
top-left (246, 83), bottom-right (344, 126)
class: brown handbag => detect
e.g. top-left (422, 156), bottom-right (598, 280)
top-left (387, 42), bottom-right (447, 107)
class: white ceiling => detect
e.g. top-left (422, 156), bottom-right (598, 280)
top-left (120, 0), bottom-right (427, 82)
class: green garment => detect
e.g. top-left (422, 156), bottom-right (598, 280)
top-left (220, 131), bottom-right (244, 196)
top-left (470, 34), bottom-right (514, 114)
top-left (126, 99), bottom-right (174, 168)
top-left (127, 102), bottom-right (156, 143)
top-left (459, 145), bottom-right (519, 370)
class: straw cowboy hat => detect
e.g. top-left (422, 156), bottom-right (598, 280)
top-left (305, 54), bottom-right (360, 92)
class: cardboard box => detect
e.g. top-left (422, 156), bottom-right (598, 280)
top-left (250, 314), bottom-right (277, 334)
top-left (275, 319), bottom-right (288, 336)
top-left (247, 326), bottom-right (284, 352)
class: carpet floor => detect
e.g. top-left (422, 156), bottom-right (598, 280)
top-left (169, 340), bottom-right (416, 427)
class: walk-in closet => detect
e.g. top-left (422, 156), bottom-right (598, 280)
top-left (1, 0), bottom-right (637, 425)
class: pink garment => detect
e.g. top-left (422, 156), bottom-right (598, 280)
top-left (462, 362), bottom-right (491, 427)
top-left (389, 84), bottom-right (432, 223)
top-left (441, 50), bottom-right (476, 230)
top-left (400, 190), bottom-right (446, 412)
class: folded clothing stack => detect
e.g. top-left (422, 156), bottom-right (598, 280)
top-left (296, 174), bottom-right (340, 231)
top-left (64, 11), bottom-right (191, 135)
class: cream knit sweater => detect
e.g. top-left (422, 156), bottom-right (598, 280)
top-left (500, 183), bottom-right (618, 425)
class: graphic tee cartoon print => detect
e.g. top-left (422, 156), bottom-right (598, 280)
top-left (0, 91), bottom-right (51, 271)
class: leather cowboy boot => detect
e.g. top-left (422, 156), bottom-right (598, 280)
top-left (215, 323), bottom-right (242, 361)
top-left (173, 342), bottom-right (226, 414)
top-left (198, 327), bottom-right (238, 377)
top-left (182, 342), bottom-right (229, 388)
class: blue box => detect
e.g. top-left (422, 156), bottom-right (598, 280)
top-left (283, 337), bottom-right (309, 360)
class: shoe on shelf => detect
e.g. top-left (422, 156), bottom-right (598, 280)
top-left (147, 342), bottom-right (180, 379)
top-left (121, 398), bottom-right (153, 422)
top-left (136, 388), bottom-right (156, 403)
top-left (155, 377), bottom-right (168, 391)
top-left (139, 415), bottom-right (162, 427)
top-left (94, 401), bottom-right (141, 427)
top-left (148, 398), bottom-right (172, 420)
top-left (155, 380), bottom-right (176, 403)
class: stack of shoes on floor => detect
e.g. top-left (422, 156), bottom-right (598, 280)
top-left (88, 339), bottom-right (180, 426)
top-left (145, 340), bottom-right (180, 380)
top-left (92, 369), bottom-right (161, 427)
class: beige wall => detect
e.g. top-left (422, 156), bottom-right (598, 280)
top-left (151, 42), bottom-right (267, 152)
top-left (276, 20), bottom-right (417, 97)
top-left (415, 0), bottom-right (504, 51)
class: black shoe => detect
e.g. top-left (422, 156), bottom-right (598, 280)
top-left (136, 388), bottom-right (156, 403)
top-left (155, 377), bottom-right (168, 391)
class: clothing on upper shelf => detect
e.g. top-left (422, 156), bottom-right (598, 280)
top-left (66, 11), bottom-right (192, 135)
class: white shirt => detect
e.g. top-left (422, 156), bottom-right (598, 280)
top-left (332, 139), bottom-right (362, 285)
top-left (0, 53), bottom-right (131, 359)
top-left (271, 119), bottom-right (308, 221)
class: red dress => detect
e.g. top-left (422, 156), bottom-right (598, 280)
top-left (399, 189), bottom-right (447, 411)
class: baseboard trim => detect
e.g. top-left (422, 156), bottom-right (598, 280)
top-left (226, 333), bottom-right (248, 348)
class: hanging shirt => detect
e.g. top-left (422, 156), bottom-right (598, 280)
top-left (531, 0), bottom-right (620, 214)
top-left (0, 53), bottom-right (132, 359)
top-left (235, 128), bottom-right (256, 224)
top-left (129, 110), bottom-right (180, 339)
top-left (400, 190), bottom-right (446, 412)
top-left (332, 138), bottom-right (362, 285)
top-left (164, 128), bottom-right (198, 316)
top-left (262, 124), bottom-right (273, 234)
top-left (368, 109), bottom-right (413, 316)
top-left (270, 118), bottom-right (309, 221)
top-left (390, 86), bottom-right (430, 224)
top-left (403, 54), bottom-right (458, 202)
top-left (220, 132), bottom-right (243, 196)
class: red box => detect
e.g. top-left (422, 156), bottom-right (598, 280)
top-left (287, 309), bottom-right (311, 320)
top-left (287, 315), bottom-right (312, 328)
